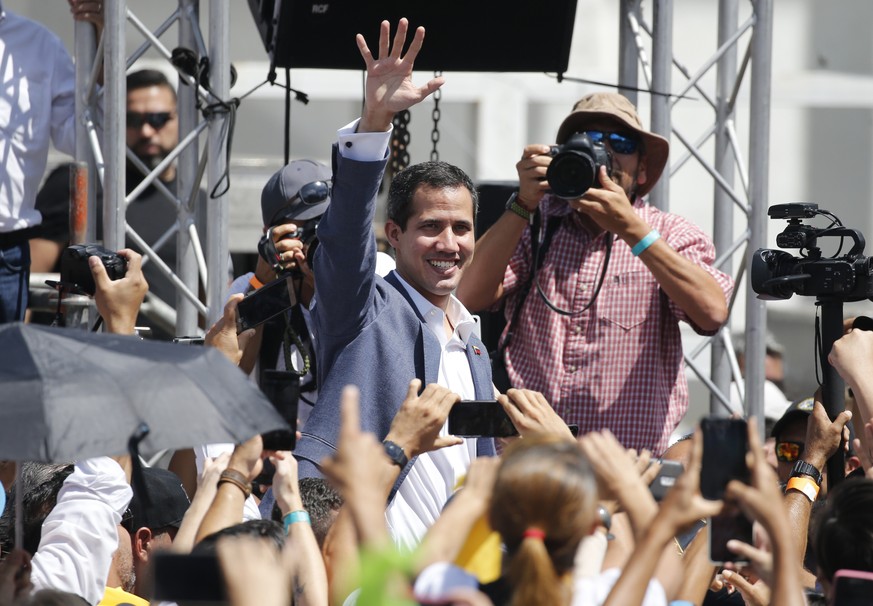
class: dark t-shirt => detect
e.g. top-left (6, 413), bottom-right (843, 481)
top-left (34, 162), bottom-right (209, 337)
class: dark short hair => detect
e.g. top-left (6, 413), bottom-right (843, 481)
top-left (387, 161), bottom-right (478, 231)
top-left (270, 478), bottom-right (343, 548)
top-left (0, 462), bottom-right (74, 556)
top-left (193, 519), bottom-right (285, 556)
top-left (126, 69), bottom-right (177, 101)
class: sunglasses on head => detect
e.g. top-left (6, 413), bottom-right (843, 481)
top-left (269, 180), bottom-right (331, 226)
top-left (126, 111), bottom-right (174, 130)
top-left (582, 130), bottom-right (640, 155)
top-left (775, 440), bottom-right (805, 463)
top-left (293, 180), bottom-right (330, 206)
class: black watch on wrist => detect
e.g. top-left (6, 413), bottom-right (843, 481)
top-left (505, 192), bottom-right (533, 221)
top-left (382, 440), bottom-right (409, 468)
top-left (790, 460), bottom-right (822, 486)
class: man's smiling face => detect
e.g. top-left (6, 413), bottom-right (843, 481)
top-left (385, 184), bottom-right (475, 309)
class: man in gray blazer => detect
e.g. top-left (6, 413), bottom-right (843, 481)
top-left (293, 19), bottom-right (495, 548)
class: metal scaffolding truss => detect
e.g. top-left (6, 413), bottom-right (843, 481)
top-left (72, 0), bottom-right (230, 335)
top-left (618, 0), bottom-right (772, 430)
top-left (71, 0), bottom-right (772, 428)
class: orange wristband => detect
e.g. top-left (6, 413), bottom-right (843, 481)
top-left (786, 476), bottom-right (820, 502)
top-left (248, 275), bottom-right (265, 291)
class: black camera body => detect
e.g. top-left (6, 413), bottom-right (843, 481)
top-left (546, 132), bottom-right (613, 199)
top-left (750, 204), bottom-right (873, 301)
top-left (257, 219), bottom-right (320, 277)
top-left (59, 244), bottom-right (127, 296)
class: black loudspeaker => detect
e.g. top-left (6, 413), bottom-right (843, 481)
top-left (248, 0), bottom-right (578, 73)
top-left (473, 181), bottom-right (519, 353)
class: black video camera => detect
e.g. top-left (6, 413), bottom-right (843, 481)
top-left (546, 132), bottom-right (613, 199)
top-left (750, 203), bottom-right (873, 301)
top-left (57, 244), bottom-right (127, 296)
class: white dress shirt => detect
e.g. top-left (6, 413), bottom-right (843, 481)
top-left (0, 8), bottom-right (76, 232)
top-left (385, 272), bottom-right (479, 550)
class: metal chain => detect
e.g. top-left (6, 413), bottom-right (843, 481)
top-left (430, 70), bottom-right (442, 161)
top-left (390, 110), bottom-right (411, 175)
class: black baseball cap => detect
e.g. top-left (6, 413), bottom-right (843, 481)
top-left (260, 159), bottom-right (332, 227)
top-left (770, 396), bottom-right (815, 439)
top-left (129, 467), bottom-right (190, 532)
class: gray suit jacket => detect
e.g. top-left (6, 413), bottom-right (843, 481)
top-left (294, 148), bottom-right (495, 486)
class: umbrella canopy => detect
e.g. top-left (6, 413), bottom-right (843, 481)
top-left (0, 322), bottom-right (288, 462)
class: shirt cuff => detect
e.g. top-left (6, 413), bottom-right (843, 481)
top-left (337, 118), bottom-right (392, 162)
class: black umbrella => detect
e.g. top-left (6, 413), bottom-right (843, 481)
top-left (0, 322), bottom-right (288, 462)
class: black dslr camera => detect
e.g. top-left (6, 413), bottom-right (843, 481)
top-left (58, 244), bottom-right (127, 296)
top-left (546, 132), bottom-right (613, 199)
top-left (257, 219), bottom-right (320, 277)
top-left (751, 203), bottom-right (873, 301)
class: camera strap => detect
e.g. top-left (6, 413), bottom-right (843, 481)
top-left (534, 229), bottom-right (613, 317)
top-left (497, 211), bottom-right (561, 357)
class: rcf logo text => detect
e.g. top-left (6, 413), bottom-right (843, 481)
top-left (311, 4), bottom-right (328, 14)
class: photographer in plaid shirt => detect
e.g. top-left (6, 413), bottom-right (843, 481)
top-left (458, 93), bottom-right (733, 455)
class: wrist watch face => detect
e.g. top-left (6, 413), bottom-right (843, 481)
top-left (383, 441), bottom-right (408, 468)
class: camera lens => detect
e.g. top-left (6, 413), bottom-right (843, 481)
top-left (546, 151), bottom-right (598, 199)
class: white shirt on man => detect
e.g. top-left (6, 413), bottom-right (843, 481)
top-left (385, 272), bottom-right (479, 550)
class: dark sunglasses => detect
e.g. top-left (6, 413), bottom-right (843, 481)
top-left (583, 130), bottom-right (640, 155)
top-left (126, 111), bottom-right (174, 130)
top-left (292, 180), bottom-right (330, 206)
top-left (775, 440), bottom-right (805, 463)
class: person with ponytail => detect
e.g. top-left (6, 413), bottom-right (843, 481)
top-left (414, 436), bottom-right (670, 606)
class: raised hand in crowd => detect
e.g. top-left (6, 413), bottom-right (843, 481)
top-left (384, 380), bottom-right (463, 462)
top-left (320, 386), bottom-right (402, 604)
top-left (829, 326), bottom-right (873, 433)
top-left (778, 395), bottom-right (852, 590)
top-left (90, 249), bottom-right (148, 335)
top-left (578, 429), bottom-right (659, 539)
top-left (205, 293), bottom-right (257, 368)
top-left (269, 451), bottom-right (328, 606)
top-left (172, 452), bottom-right (230, 554)
top-left (196, 434), bottom-right (263, 543)
top-left (603, 429), bottom-right (723, 606)
top-left (356, 18), bottom-right (444, 133)
top-left (723, 420), bottom-right (807, 606)
top-left (498, 388), bottom-right (576, 441)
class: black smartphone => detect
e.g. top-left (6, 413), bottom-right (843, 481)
top-left (236, 275), bottom-right (296, 333)
top-left (151, 553), bottom-right (226, 602)
top-left (649, 459), bottom-right (684, 502)
top-left (699, 417), bottom-right (749, 501)
top-left (833, 569), bottom-right (873, 606)
top-left (448, 400), bottom-right (519, 438)
top-left (709, 508), bottom-right (754, 564)
top-left (259, 369), bottom-right (299, 451)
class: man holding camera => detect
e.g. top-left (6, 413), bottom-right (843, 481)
top-left (457, 92), bottom-right (733, 455)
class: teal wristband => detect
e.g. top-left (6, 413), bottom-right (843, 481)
top-left (283, 510), bottom-right (311, 533)
top-left (631, 229), bottom-right (661, 257)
